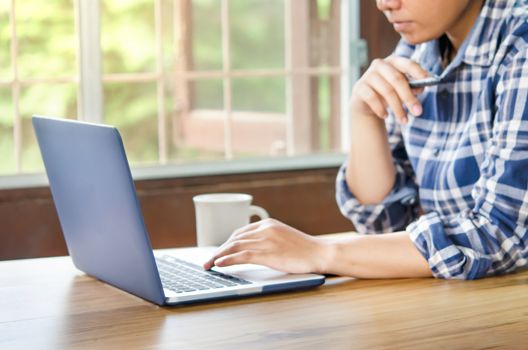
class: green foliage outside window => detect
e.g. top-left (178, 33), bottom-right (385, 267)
top-left (0, 0), bottom-right (335, 175)
top-left (0, 0), bottom-right (77, 174)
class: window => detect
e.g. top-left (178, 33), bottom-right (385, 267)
top-left (0, 0), bottom-right (361, 177)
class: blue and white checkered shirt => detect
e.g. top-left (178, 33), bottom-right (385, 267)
top-left (336, 0), bottom-right (528, 279)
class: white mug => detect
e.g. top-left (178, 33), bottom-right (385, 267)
top-left (193, 193), bottom-right (269, 247)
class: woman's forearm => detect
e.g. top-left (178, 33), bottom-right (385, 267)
top-left (345, 56), bottom-right (429, 205)
top-left (346, 112), bottom-right (396, 205)
top-left (319, 231), bottom-right (432, 278)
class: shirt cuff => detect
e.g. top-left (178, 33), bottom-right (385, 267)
top-left (407, 211), bottom-right (493, 280)
top-left (336, 163), bottom-right (418, 233)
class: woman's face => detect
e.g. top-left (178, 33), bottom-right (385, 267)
top-left (376, 0), bottom-right (476, 44)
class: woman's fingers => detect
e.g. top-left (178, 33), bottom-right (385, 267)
top-left (374, 59), bottom-right (423, 118)
top-left (411, 87), bottom-right (425, 95)
top-left (203, 237), bottom-right (265, 270)
top-left (203, 218), bottom-right (327, 274)
top-left (231, 221), bottom-right (263, 237)
top-left (351, 56), bottom-right (429, 124)
top-left (217, 220), bottom-right (267, 248)
top-left (386, 55), bottom-right (430, 79)
top-left (356, 84), bottom-right (388, 119)
top-left (367, 71), bottom-right (409, 123)
top-left (214, 250), bottom-right (268, 268)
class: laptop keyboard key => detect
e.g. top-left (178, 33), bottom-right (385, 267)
top-left (156, 256), bottom-right (252, 294)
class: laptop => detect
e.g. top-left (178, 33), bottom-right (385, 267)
top-left (32, 115), bottom-right (325, 305)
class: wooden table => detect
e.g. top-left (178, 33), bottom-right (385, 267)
top-left (1, 250), bottom-right (528, 349)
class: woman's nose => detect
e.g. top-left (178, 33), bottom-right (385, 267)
top-left (376, 0), bottom-right (401, 11)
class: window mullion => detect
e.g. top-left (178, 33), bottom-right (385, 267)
top-left (76, 0), bottom-right (102, 123)
top-left (173, 0), bottom-right (192, 156)
top-left (221, 0), bottom-right (233, 160)
top-left (155, 0), bottom-right (167, 164)
top-left (285, 0), bottom-right (313, 156)
top-left (284, 0), bottom-right (293, 156)
top-left (9, 0), bottom-right (21, 173)
top-left (340, 0), bottom-right (360, 152)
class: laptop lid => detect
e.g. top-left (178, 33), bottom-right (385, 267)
top-left (33, 116), bottom-right (325, 306)
top-left (33, 115), bottom-right (165, 305)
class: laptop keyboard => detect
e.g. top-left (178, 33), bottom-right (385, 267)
top-left (156, 256), bottom-right (251, 294)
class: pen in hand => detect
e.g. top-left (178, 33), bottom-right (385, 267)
top-left (408, 75), bottom-right (441, 89)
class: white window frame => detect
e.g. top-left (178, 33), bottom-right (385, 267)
top-left (1, 0), bottom-right (363, 188)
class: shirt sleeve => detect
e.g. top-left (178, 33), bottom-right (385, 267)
top-left (336, 112), bottom-right (420, 234)
top-left (335, 39), bottom-right (420, 234)
top-left (408, 48), bottom-right (528, 280)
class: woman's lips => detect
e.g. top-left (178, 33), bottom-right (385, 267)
top-left (392, 21), bottom-right (413, 32)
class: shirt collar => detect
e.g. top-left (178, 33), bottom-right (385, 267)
top-left (460, 0), bottom-right (515, 67)
top-left (418, 0), bottom-right (517, 78)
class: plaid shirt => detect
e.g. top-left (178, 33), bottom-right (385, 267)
top-left (336, 0), bottom-right (528, 279)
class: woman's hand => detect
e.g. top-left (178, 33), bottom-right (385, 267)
top-left (203, 219), bottom-right (331, 274)
top-left (349, 56), bottom-right (429, 124)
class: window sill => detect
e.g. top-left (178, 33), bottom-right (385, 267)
top-left (0, 154), bottom-right (346, 190)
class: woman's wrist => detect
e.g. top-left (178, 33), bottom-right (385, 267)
top-left (314, 232), bottom-right (432, 278)
top-left (314, 236), bottom-right (352, 275)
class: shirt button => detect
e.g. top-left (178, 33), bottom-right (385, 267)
top-left (432, 148), bottom-right (440, 157)
top-left (439, 89), bottom-right (449, 98)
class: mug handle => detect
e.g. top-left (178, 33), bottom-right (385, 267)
top-left (249, 205), bottom-right (269, 221)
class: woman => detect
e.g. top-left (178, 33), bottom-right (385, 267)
top-left (204, 0), bottom-right (528, 279)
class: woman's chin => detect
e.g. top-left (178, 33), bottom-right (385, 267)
top-left (399, 33), bottom-right (433, 45)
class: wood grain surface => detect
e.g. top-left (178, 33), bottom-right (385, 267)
top-left (1, 247), bottom-right (527, 349)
